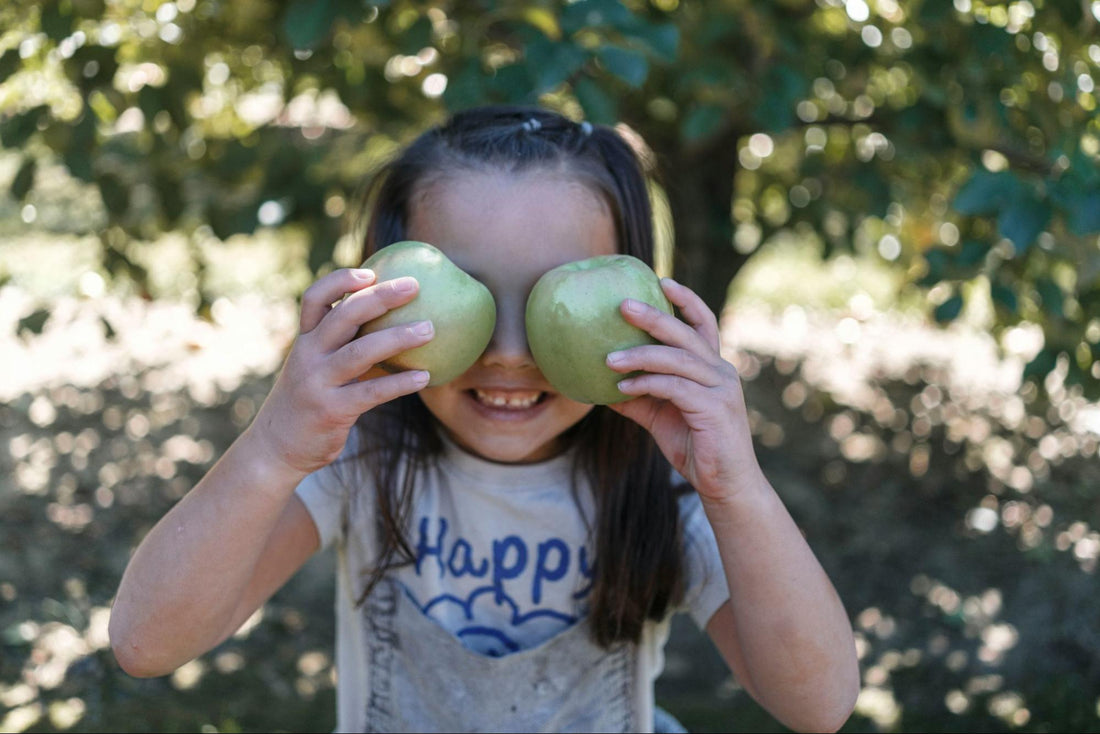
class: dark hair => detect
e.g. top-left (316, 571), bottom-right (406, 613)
top-left (350, 105), bottom-right (684, 647)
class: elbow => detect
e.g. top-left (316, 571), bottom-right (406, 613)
top-left (768, 660), bottom-right (860, 733)
top-left (779, 696), bottom-right (856, 734)
top-left (108, 610), bottom-right (175, 679)
top-left (805, 655), bottom-right (860, 733)
top-left (811, 669), bottom-right (861, 733)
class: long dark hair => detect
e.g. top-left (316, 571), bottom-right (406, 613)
top-left (349, 105), bottom-right (684, 647)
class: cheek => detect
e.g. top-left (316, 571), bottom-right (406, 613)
top-left (416, 385), bottom-right (456, 417)
top-left (557, 398), bottom-right (597, 425)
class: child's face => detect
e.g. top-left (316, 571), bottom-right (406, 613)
top-left (407, 169), bottom-right (618, 463)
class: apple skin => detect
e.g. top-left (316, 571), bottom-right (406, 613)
top-left (525, 254), bottom-right (672, 405)
top-left (354, 241), bottom-right (496, 386)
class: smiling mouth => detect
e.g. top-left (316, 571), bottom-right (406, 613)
top-left (470, 389), bottom-right (547, 410)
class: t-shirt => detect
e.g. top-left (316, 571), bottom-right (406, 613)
top-left (295, 425), bottom-right (730, 732)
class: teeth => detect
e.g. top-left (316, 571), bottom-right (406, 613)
top-left (474, 390), bottom-right (542, 409)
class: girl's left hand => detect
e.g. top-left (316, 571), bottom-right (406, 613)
top-left (606, 278), bottom-right (761, 504)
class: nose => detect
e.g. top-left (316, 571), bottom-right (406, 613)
top-left (480, 292), bottom-right (537, 370)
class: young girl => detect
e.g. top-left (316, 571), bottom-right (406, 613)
top-left (109, 106), bottom-right (859, 732)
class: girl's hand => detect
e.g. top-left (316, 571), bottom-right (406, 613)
top-left (606, 278), bottom-right (760, 505)
top-left (247, 268), bottom-right (434, 478)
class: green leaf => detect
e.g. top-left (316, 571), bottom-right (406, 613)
top-left (1023, 348), bottom-right (1058, 381)
top-left (560, 0), bottom-right (635, 35)
top-left (18, 308), bottom-right (50, 337)
top-left (1035, 278), bottom-right (1064, 318)
top-left (284, 0), bottom-right (339, 51)
top-left (680, 103), bottom-right (725, 144)
top-left (526, 39), bottom-right (588, 94)
top-left (596, 45), bottom-right (649, 88)
top-left (10, 157), bottom-right (37, 200)
top-left (997, 187), bottom-right (1051, 251)
top-left (397, 16), bottom-right (434, 55)
top-left (990, 283), bottom-right (1018, 314)
top-left (952, 169), bottom-right (1019, 216)
top-left (753, 64), bottom-right (804, 132)
top-left (933, 294), bottom-right (964, 323)
top-left (0, 105), bottom-right (49, 148)
top-left (573, 76), bottom-right (617, 125)
top-left (1065, 189), bottom-right (1100, 235)
top-left (39, 0), bottom-right (74, 42)
top-left (954, 240), bottom-right (990, 267)
top-left (96, 173), bottom-right (129, 218)
top-left (918, 249), bottom-right (950, 287)
top-left (620, 21), bottom-right (679, 63)
top-left (919, 0), bottom-right (955, 21)
top-left (61, 112), bottom-right (97, 183)
top-left (0, 48), bottom-right (21, 81)
top-left (442, 59), bottom-right (487, 110)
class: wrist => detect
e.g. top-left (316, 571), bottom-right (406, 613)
top-left (235, 423), bottom-right (312, 493)
top-left (696, 464), bottom-right (780, 526)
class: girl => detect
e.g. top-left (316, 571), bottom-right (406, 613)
top-left (109, 106), bottom-right (859, 732)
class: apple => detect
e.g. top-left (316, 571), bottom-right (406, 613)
top-left (353, 240), bottom-right (496, 386)
top-left (525, 254), bottom-right (672, 405)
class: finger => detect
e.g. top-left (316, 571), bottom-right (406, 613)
top-left (337, 369), bottom-right (431, 419)
top-left (317, 276), bottom-right (420, 351)
top-left (606, 344), bottom-right (723, 387)
top-left (300, 268), bottom-right (376, 334)
top-left (660, 278), bottom-right (721, 350)
top-left (621, 297), bottom-right (712, 357)
top-left (329, 320), bottom-right (435, 384)
top-left (616, 372), bottom-right (714, 414)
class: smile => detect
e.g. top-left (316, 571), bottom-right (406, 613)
top-left (471, 389), bottom-right (546, 410)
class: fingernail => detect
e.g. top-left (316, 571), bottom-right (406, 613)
top-left (353, 268), bottom-right (374, 280)
top-left (395, 277), bottom-right (418, 292)
top-left (606, 351), bottom-right (624, 366)
top-left (412, 370), bottom-right (430, 386)
top-left (623, 299), bottom-right (643, 314)
top-left (412, 320), bottom-right (433, 336)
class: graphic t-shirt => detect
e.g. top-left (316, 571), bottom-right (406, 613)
top-left (295, 424), bottom-right (730, 732)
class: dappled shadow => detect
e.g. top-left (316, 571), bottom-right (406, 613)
top-left (1, 372), bottom-right (337, 733)
top-left (658, 333), bottom-right (1100, 732)
top-left (2, 313), bottom-right (1099, 732)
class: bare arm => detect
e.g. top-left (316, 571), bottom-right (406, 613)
top-left (109, 267), bottom-right (435, 677)
top-left (702, 478), bottom-right (859, 733)
top-left (109, 446), bottom-right (318, 677)
top-left (609, 278), bottom-right (859, 732)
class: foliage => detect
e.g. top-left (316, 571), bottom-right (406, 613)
top-left (1, 0), bottom-right (1099, 387)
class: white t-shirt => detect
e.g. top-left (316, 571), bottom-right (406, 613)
top-left (295, 425), bottom-right (730, 732)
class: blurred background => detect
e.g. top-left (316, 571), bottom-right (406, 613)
top-left (2, 0), bottom-right (1099, 731)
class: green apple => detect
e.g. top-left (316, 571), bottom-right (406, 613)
top-left (354, 241), bottom-right (496, 386)
top-left (525, 254), bottom-right (672, 405)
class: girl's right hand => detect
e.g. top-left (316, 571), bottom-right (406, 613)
top-left (246, 267), bottom-right (434, 478)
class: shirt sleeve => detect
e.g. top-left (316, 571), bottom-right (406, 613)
top-left (293, 427), bottom-right (364, 550)
top-left (678, 491), bottom-right (730, 630)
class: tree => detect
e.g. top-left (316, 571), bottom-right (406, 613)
top-left (2, 0), bottom-right (1098, 395)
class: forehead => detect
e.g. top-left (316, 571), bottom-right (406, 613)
top-left (405, 169), bottom-right (618, 282)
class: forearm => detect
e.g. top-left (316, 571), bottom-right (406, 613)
top-left (109, 427), bottom-right (307, 676)
top-left (703, 468), bottom-right (859, 732)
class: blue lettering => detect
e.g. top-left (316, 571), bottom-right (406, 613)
top-left (415, 517), bottom-right (447, 577)
top-left (532, 539), bottom-right (569, 605)
top-left (447, 538), bottom-right (489, 578)
top-left (491, 536), bottom-right (528, 603)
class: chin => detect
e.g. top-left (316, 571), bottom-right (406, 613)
top-left (450, 432), bottom-right (565, 465)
